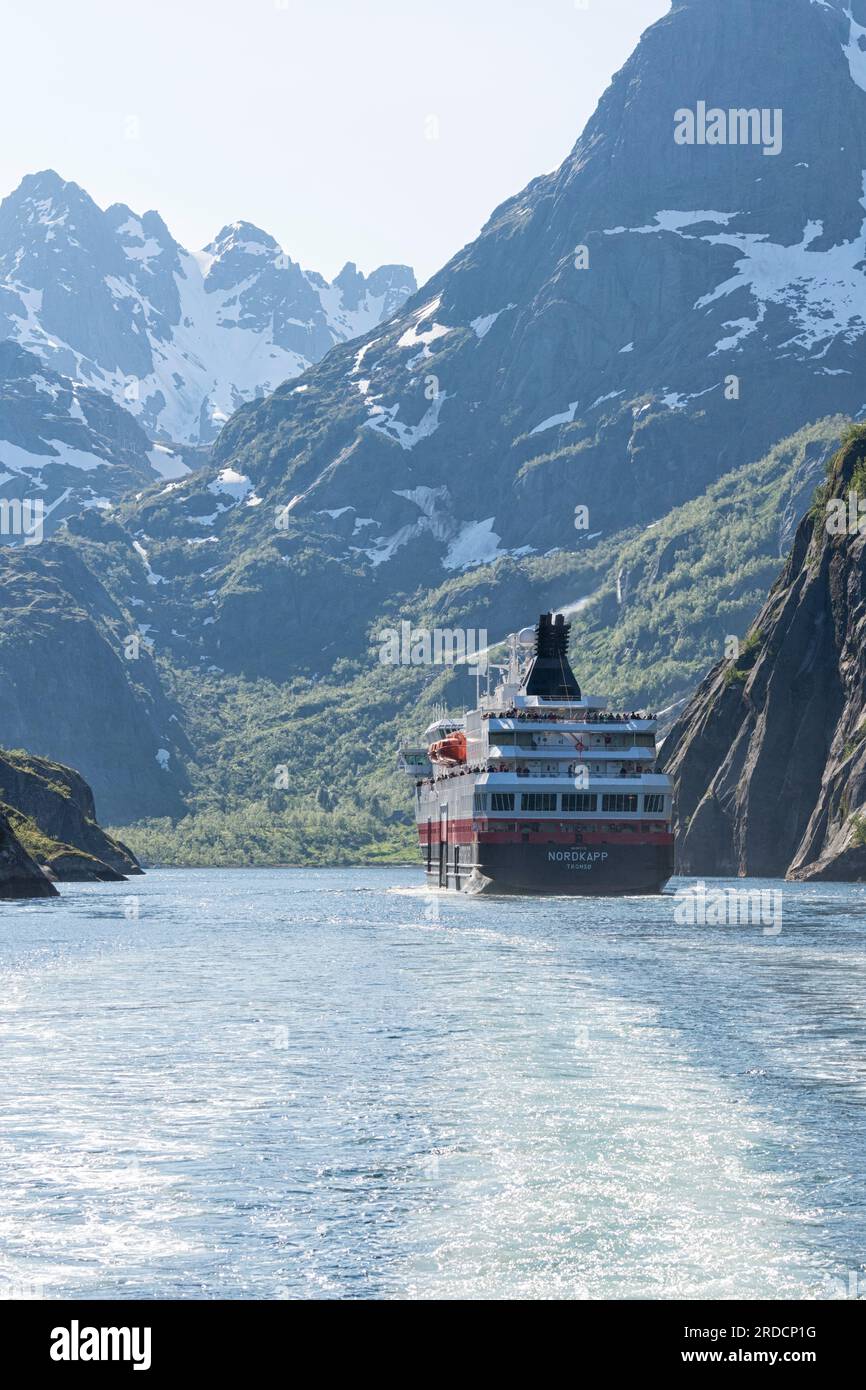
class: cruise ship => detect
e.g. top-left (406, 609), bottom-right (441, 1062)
top-left (399, 613), bottom-right (674, 895)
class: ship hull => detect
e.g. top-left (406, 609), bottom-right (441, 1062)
top-left (424, 838), bottom-right (674, 897)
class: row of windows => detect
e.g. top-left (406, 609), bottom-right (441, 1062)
top-left (492, 732), bottom-right (656, 749)
top-left (602, 794), bottom-right (637, 814)
top-left (484, 792), bottom-right (666, 814)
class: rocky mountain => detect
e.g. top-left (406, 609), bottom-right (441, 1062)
top-left (663, 423), bottom-right (866, 882)
top-left (0, 538), bottom-right (190, 821)
top-left (0, 747), bottom-right (141, 881)
top-left (0, 341), bottom-right (190, 542)
top-left (567, 415), bottom-right (847, 710)
top-left (0, 808), bottom-right (57, 898)
top-left (7, 0), bottom-right (866, 855)
top-left (102, 0), bottom-right (866, 685)
top-left (0, 170), bottom-right (416, 445)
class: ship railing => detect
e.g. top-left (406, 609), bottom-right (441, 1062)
top-left (487, 743), bottom-right (656, 756)
top-left (419, 768), bottom-right (670, 785)
top-left (482, 711), bottom-right (657, 725)
top-left (481, 772), bottom-right (661, 781)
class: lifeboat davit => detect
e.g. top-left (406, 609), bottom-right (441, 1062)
top-left (429, 731), bottom-right (467, 766)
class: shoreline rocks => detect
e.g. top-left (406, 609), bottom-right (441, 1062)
top-left (0, 809), bottom-right (58, 898)
top-left (0, 747), bottom-right (144, 888)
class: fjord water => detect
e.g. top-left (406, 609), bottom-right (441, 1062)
top-left (1, 869), bottom-right (864, 1301)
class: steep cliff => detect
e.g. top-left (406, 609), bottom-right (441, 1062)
top-left (0, 749), bottom-right (141, 881)
top-left (663, 423), bottom-right (866, 880)
top-left (0, 808), bottom-right (57, 897)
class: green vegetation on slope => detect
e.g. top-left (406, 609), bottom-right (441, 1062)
top-left (0, 802), bottom-right (111, 876)
top-left (110, 417), bottom-right (847, 866)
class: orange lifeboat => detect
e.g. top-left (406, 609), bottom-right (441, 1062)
top-left (429, 731), bottom-right (467, 766)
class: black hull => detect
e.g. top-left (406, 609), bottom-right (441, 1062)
top-left (426, 841), bottom-right (674, 897)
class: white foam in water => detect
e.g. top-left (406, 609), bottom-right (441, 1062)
top-left (0, 870), bottom-right (864, 1299)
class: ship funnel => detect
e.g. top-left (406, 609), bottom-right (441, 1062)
top-left (520, 612), bottom-right (582, 701)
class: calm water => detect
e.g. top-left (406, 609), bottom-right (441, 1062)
top-left (1, 868), bottom-right (865, 1301)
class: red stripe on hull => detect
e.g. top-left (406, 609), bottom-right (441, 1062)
top-left (418, 817), bottom-right (673, 848)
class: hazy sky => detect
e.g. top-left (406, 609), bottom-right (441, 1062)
top-left (2, 0), bottom-right (669, 285)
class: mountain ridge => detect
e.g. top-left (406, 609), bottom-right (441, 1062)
top-left (0, 168), bottom-right (416, 445)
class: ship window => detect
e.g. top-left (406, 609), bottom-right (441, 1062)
top-left (475, 794), bottom-right (487, 811)
top-left (491, 793), bottom-right (515, 812)
top-left (602, 794), bottom-right (639, 813)
top-left (643, 793), bottom-right (665, 813)
top-left (562, 793), bottom-right (597, 812)
top-left (522, 793), bottom-right (557, 812)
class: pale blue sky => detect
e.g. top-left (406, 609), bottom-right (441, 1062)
top-left (2, 0), bottom-right (669, 284)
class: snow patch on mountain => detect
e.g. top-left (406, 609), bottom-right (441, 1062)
top-left (470, 304), bottom-right (516, 340)
top-left (660, 385), bottom-right (719, 410)
top-left (0, 437), bottom-right (107, 473)
top-left (208, 467), bottom-right (254, 503)
top-left (606, 189), bottom-right (866, 358)
top-left (442, 518), bottom-right (506, 571)
top-left (400, 315), bottom-right (453, 350)
top-left (605, 210), bottom-right (740, 236)
top-left (531, 400), bottom-right (580, 434)
top-left (148, 444), bottom-right (189, 480)
top-left (393, 485), bottom-right (451, 516)
top-left (695, 181), bottom-right (866, 353)
top-left (842, 9), bottom-right (866, 92)
top-left (132, 540), bottom-right (165, 586)
top-left (346, 484), bottom-right (534, 573)
top-left (363, 392), bottom-right (450, 450)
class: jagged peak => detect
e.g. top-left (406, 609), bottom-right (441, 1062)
top-left (3, 168), bottom-right (99, 221)
top-left (14, 168), bottom-right (79, 197)
top-left (365, 263), bottom-right (417, 291)
top-left (205, 220), bottom-right (281, 258)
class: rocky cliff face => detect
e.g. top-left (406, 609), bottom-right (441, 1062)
top-left (0, 808), bottom-right (57, 898)
top-left (0, 749), bottom-right (141, 881)
top-left (0, 170), bottom-right (415, 445)
top-left (663, 423), bottom-right (866, 881)
top-left (0, 538), bottom-right (190, 821)
top-left (0, 341), bottom-right (189, 543)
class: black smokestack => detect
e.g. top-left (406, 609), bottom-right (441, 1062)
top-left (521, 613), bottom-right (582, 701)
